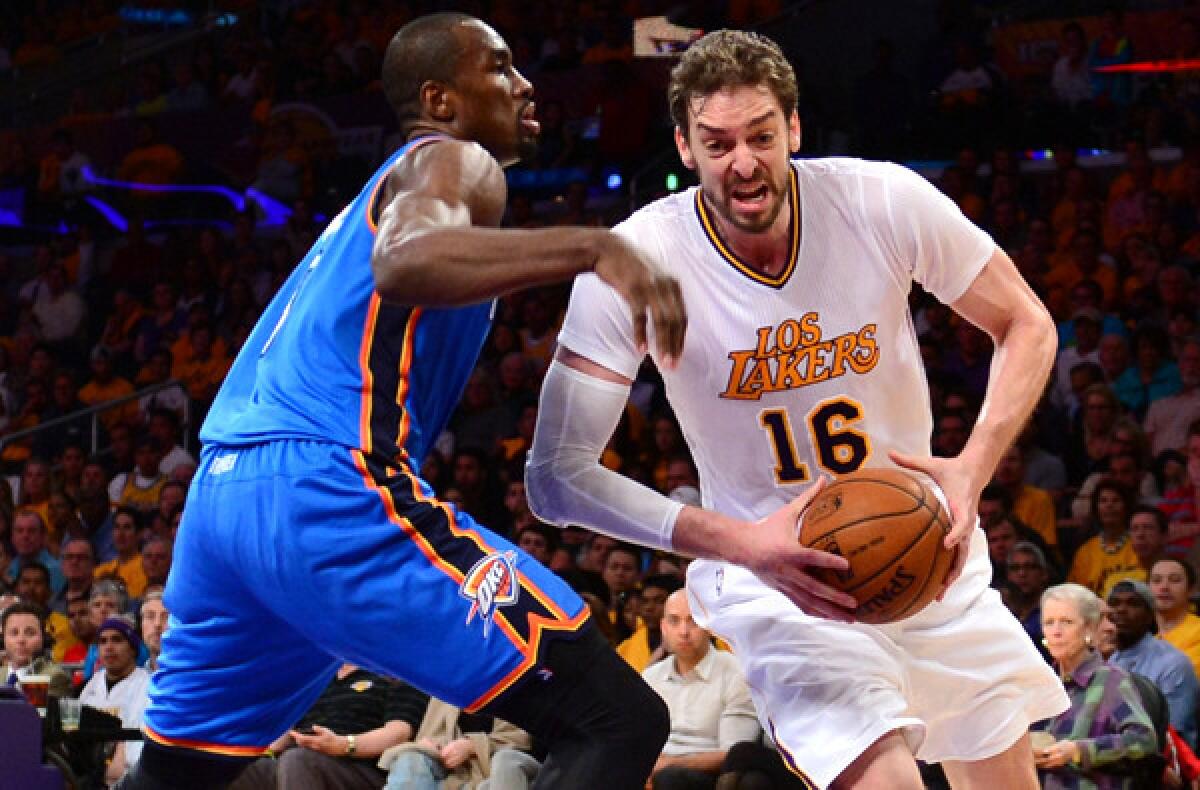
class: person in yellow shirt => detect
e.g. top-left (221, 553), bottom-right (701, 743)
top-left (992, 444), bottom-right (1058, 551)
top-left (93, 507), bottom-right (148, 599)
top-left (78, 347), bottom-right (136, 432)
top-left (616, 575), bottom-right (681, 672)
top-left (14, 562), bottom-right (79, 662)
top-left (1068, 480), bottom-right (1140, 595)
top-left (170, 324), bottom-right (230, 403)
top-left (1150, 557), bottom-right (1200, 680)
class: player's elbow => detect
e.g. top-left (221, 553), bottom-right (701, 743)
top-left (371, 240), bottom-right (424, 305)
top-left (525, 455), bottom-right (572, 527)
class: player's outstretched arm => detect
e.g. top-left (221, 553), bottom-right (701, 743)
top-left (370, 140), bottom-right (685, 362)
top-left (527, 348), bottom-right (855, 621)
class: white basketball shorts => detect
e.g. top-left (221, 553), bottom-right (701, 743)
top-left (686, 527), bottom-right (1069, 789)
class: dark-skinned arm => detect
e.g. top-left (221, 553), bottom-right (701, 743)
top-left (370, 139), bottom-right (686, 361)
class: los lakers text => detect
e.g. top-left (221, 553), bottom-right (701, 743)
top-left (721, 313), bottom-right (880, 400)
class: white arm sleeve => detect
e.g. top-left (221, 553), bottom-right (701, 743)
top-left (526, 360), bottom-right (683, 551)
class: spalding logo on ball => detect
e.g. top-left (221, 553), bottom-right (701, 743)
top-left (798, 468), bottom-right (952, 625)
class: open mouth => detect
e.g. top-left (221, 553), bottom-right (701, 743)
top-left (520, 105), bottom-right (540, 135)
top-left (730, 183), bottom-right (769, 210)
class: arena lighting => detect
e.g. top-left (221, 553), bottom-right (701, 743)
top-left (606, 172), bottom-right (623, 190)
top-left (665, 172), bottom-right (680, 191)
top-left (1094, 58), bottom-right (1200, 74)
top-left (83, 195), bottom-right (129, 232)
top-left (79, 167), bottom-right (294, 225)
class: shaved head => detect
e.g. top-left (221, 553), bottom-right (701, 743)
top-left (383, 12), bottom-right (476, 134)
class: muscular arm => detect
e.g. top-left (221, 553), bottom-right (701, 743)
top-left (889, 247), bottom-right (1055, 587)
top-left (370, 140), bottom-right (604, 306)
top-left (528, 348), bottom-right (855, 620)
top-left (370, 139), bottom-right (685, 359)
top-left (950, 248), bottom-right (1057, 489)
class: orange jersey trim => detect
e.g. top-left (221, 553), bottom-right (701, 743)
top-left (393, 307), bottom-right (422, 461)
top-left (143, 725), bottom-right (268, 758)
top-left (695, 166), bottom-right (800, 288)
top-left (357, 293), bottom-right (383, 454)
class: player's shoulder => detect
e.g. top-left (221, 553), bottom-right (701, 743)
top-left (614, 188), bottom-right (694, 236)
top-left (794, 156), bottom-right (925, 188)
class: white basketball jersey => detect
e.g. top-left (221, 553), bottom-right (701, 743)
top-left (559, 158), bottom-right (994, 523)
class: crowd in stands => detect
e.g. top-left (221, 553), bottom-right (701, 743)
top-left (3, 0), bottom-right (1200, 787)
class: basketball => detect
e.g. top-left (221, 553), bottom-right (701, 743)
top-left (798, 468), bottom-right (952, 625)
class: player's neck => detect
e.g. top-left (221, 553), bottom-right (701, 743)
top-left (708, 193), bottom-right (796, 277)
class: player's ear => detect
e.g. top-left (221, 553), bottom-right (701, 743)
top-left (788, 110), bottom-right (802, 154)
top-left (422, 80), bottom-right (455, 123)
top-left (674, 126), bottom-right (696, 170)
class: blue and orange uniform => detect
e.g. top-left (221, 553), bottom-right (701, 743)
top-left (142, 137), bottom-right (588, 758)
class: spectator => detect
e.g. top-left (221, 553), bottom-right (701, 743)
top-left (1033, 583), bottom-right (1157, 787)
top-left (642, 590), bottom-right (760, 790)
top-left (1120, 506), bottom-right (1172, 587)
top-left (1150, 558), bottom-right (1200, 681)
top-left (93, 507), bottom-right (147, 599)
top-left (61, 592), bottom-right (94, 663)
top-left (108, 437), bottom-right (166, 521)
top-left (1145, 339), bottom-right (1200, 458)
top-left (514, 522), bottom-right (556, 567)
top-left (1072, 447), bottom-right (1159, 524)
top-left (82, 580), bottom-right (149, 681)
top-left (165, 61), bottom-right (209, 113)
top-left (139, 535), bottom-right (171, 592)
top-left (79, 615), bottom-right (151, 783)
top-left (146, 408), bottom-right (194, 478)
top-left (1108, 579), bottom-right (1199, 748)
top-left (76, 480), bottom-right (116, 563)
top-left (1113, 326), bottom-right (1181, 420)
top-left (8, 509), bottom-right (65, 596)
top-left (992, 443), bottom-right (1058, 552)
top-left (107, 218), bottom-right (163, 297)
top-left (932, 408), bottom-right (971, 458)
top-left (78, 347), bottom-right (136, 432)
top-left (1051, 23), bottom-right (1092, 111)
top-left (617, 574), bottom-right (681, 673)
top-left (1068, 480), bottom-right (1140, 595)
top-left (379, 697), bottom-right (531, 788)
top-left (15, 457), bottom-right (52, 533)
top-left (116, 119), bottom-right (183, 192)
top-left (140, 587), bottom-right (168, 671)
top-left (229, 664), bottom-right (428, 790)
top-left (136, 349), bottom-right (189, 428)
top-left (602, 543), bottom-right (642, 615)
top-left (54, 537), bottom-right (94, 615)
top-left (56, 442), bottom-right (88, 502)
top-left (14, 561), bottom-right (77, 661)
top-left (1051, 307), bottom-right (1102, 414)
top-left (1005, 541), bottom-right (1054, 663)
top-left (1067, 383), bottom-right (1123, 486)
top-left (31, 263), bottom-right (85, 348)
top-left (1, 601), bottom-right (70, 697)
top-left (171, 323), bottom-right (230, 404)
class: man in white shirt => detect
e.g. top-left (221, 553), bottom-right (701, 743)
top-left (642, 590), bottom-right (760, 789)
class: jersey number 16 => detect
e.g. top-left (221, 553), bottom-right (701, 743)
top-left (759, 397), bottom-right (870, 483)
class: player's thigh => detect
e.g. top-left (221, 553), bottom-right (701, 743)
top-left (940, 732), bottom-right (1038, 790)
top-left (885, 530), bottom-right (1067, 764)
top-left (277, 446), bottom-right (589, 711)
top-left (687, 562), bottom-right (923, 790)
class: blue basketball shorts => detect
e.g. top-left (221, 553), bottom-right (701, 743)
top-left (142, 439), bottom-right (588, 756)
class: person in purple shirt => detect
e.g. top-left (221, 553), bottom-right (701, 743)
top-left (1036, 583), bottom-right (1157, 789)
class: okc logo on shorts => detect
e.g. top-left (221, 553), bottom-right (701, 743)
top-left (460, 550), bottom-right (520, 638)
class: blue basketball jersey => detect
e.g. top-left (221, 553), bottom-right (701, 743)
top-left (202, 137), bottom-right (494, 466)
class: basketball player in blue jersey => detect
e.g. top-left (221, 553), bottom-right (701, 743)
top-left (117, 13), bottom-right (687, 790)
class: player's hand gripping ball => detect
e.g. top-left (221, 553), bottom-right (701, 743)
top-left (798, 469), bottom-right (953, 624)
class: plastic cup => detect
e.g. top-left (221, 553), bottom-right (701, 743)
top-left (58, 698), bottom-right (82, 731)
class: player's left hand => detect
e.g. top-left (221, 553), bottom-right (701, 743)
top-left (1033, 739), bottom-right (1080, 769)
top-left (290, 725), bottom-right (349, 756)
top-left (888, 450), bottom-right (981, 598)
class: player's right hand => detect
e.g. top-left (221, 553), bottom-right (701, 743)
top-left (592, 231), bottom-right (687, 367)
top-left (743, 480), bottom-right (858, 622)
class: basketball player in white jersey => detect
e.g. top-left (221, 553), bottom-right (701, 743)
top-left (526, 30), bottom-right (1069, 790)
